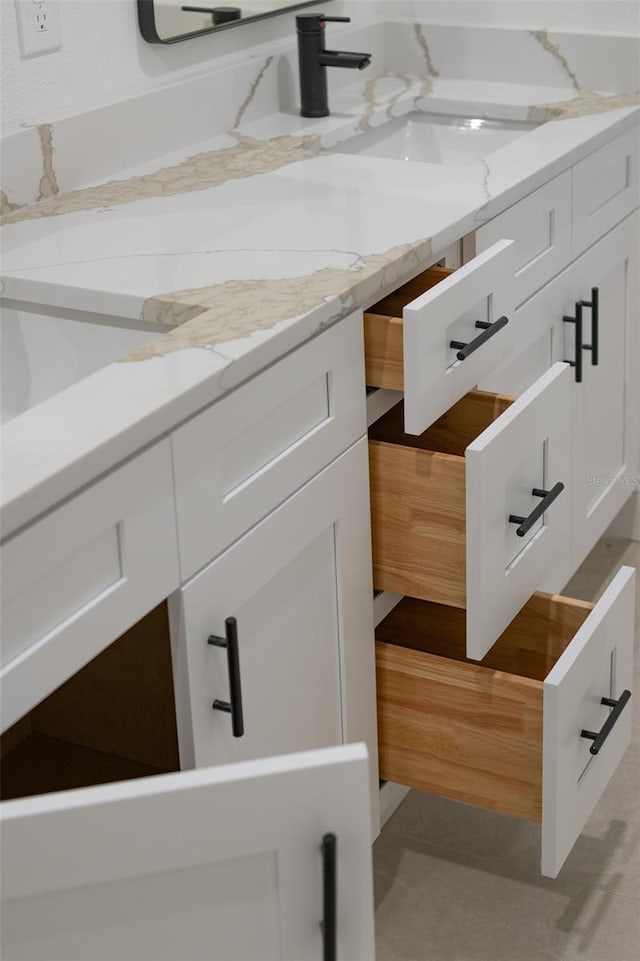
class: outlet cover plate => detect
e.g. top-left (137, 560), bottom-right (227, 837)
top-left (15, 0), bottom-right (62, 58)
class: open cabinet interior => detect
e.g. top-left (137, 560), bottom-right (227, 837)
top-left (0, 602), bottom-right (180, 801)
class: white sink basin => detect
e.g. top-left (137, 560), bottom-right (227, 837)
top-left (332, 112), bottom-right (538, 165)
top-left (0, 304), bottom-right (160, 424)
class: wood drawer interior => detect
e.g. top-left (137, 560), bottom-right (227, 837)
top-left (0, 603), bottom-right (180, 802)
top-left (364, 265), bottom-right (454, 389)
top-left (369, 391), bottom-right (514, 606)
top-left (376, 592), bottom-right (593, 821)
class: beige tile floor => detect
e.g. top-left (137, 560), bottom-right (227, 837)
top-left (374, 537), bottom-right (640, 961)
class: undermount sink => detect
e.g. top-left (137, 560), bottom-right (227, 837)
top-left (0, 304), bottom-right (160, 424)
top-left (332, 112), bottom-right (538, 165)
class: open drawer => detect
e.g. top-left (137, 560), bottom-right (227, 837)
top-left (364, 240), bottom-right (516, 435)
top-left (369, 362), bottom-right (572, 659)
top-left (376, 567), bottom-right (636, 877)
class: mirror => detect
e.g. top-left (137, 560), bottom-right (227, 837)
top-left (138, 0), bottom-right (331, 43)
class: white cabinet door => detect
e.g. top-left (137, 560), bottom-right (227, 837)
top-left (172, 438), bottom-right (379, 827)
top-left (1, 744), bottom-right (375, 961)
top-left (568, 213), bottom-right (640, 568)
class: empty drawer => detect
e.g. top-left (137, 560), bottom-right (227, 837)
top-left (364, 240), bottom-right (516, 435)
top-left (369, 363), bottom-right (572, 659)
top-left (376, 566), bottom-right (635, 877)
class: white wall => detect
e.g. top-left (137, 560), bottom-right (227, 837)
top-left (1, 0), bottom-right (638, 137)
top-left (0, 0), bottom-right (335, 136)
top-left (377, 1), bottom-right (640, 33)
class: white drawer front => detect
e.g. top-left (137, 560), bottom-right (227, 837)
top-left (0, 443), bottom-right (179, 731)
top-left (466, 363), bottom-right (572, 659)
top-left (542, 566), bottom-right (635, 878)
top-left (477, 171), bottom-right (572, 306)
top-left (573, 125), bottom-right (640, 257)
top-left (403, 240), bottom-right (516, 435)
top-left (172, 312), bottom-right (366, 580)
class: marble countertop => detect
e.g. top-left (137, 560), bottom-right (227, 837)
top-left (1, 17), bottom-right (639, 538)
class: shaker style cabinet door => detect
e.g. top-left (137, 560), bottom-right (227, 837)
top-left (172, 438), bottom-right (379, 822)
top-left (567, 213), bottom-right (640, 568)
top-left (1, 744), bottom-right (375, 961)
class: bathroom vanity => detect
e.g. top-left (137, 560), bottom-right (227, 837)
top-left (1, 9), bottom-right (639, 958)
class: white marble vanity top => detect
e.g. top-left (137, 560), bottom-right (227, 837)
top-left (1, 15), bottom-right (639, 537)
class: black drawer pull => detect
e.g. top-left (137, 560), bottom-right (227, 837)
top-left (208, 617), bottom-right (244, 737)
top-left (580, 287), bottom-right (599, 367)
top-left (321, 833), bottom-right (337, 961)
top-left (508, 483), bottom-right (565, 537)
top-left (450, 315), bottom-right (509, 361)
top-left (563, 302), bottom-right (584, 383)
top-left (581, 690), bottom-right (631, 755)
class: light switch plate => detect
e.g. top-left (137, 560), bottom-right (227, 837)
top-left (15, 0), bottom-right (62, 58)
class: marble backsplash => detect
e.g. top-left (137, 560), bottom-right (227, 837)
top-left (1, 17), bottom-right (638, 219)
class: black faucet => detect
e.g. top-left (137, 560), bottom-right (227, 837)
top-left (296, 13), bottom-right (371, 118)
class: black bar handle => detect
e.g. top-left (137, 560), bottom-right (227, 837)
top-left (321, 833), bottom-right (337, 961)
top-left (580, 287), bottom-right (599, 367)
top-left (323, 15), bottom-right (351, 22)
top-left (208, 617), bottom-right (244, 737)
top-left (563, 302), bottom-right (583, 383)
top-left (508, 482), bottom-right (565, 538)
top-left (450, 315), bottom-right (509, 361)
top-left (581, 690), bottom-right (631, 755)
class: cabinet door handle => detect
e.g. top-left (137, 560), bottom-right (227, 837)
top-left (563, 302), bottom-right (584, 383)
top-left (449, 315), bottom-right (509, 361)
top-left (580, 287), bottom-right (599, 367)
top-left (208, 617), bottom-right (245, 737)
top-left (581, 690), bottom-right (631, 755)
top-left (508, 483), bottom-right (565, 538)
top-left (321, 833), bottom-right (337, 961)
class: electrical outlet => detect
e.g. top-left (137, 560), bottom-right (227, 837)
top-left (15, 0), bottom-right (62, 58)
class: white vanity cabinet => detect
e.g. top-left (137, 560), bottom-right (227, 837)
top-left (1, 106), bottom-right (639, 952)
top-left (368, 120), bottom-right (639, 876)
top-left (0, 314), bottom-right (377, 959)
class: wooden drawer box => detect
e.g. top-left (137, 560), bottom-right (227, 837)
top-left (369, 363), bottom-right (572, 659)
top-left (364, 240), bottom-right (515, 435)
top-left (376, 567), bottom-right (636, 877)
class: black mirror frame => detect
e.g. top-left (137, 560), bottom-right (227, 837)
top-left (137, 0), bottom-right (332, 44)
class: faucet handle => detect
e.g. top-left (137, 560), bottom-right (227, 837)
top-left (296, 12), bottom-right (350, 32)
